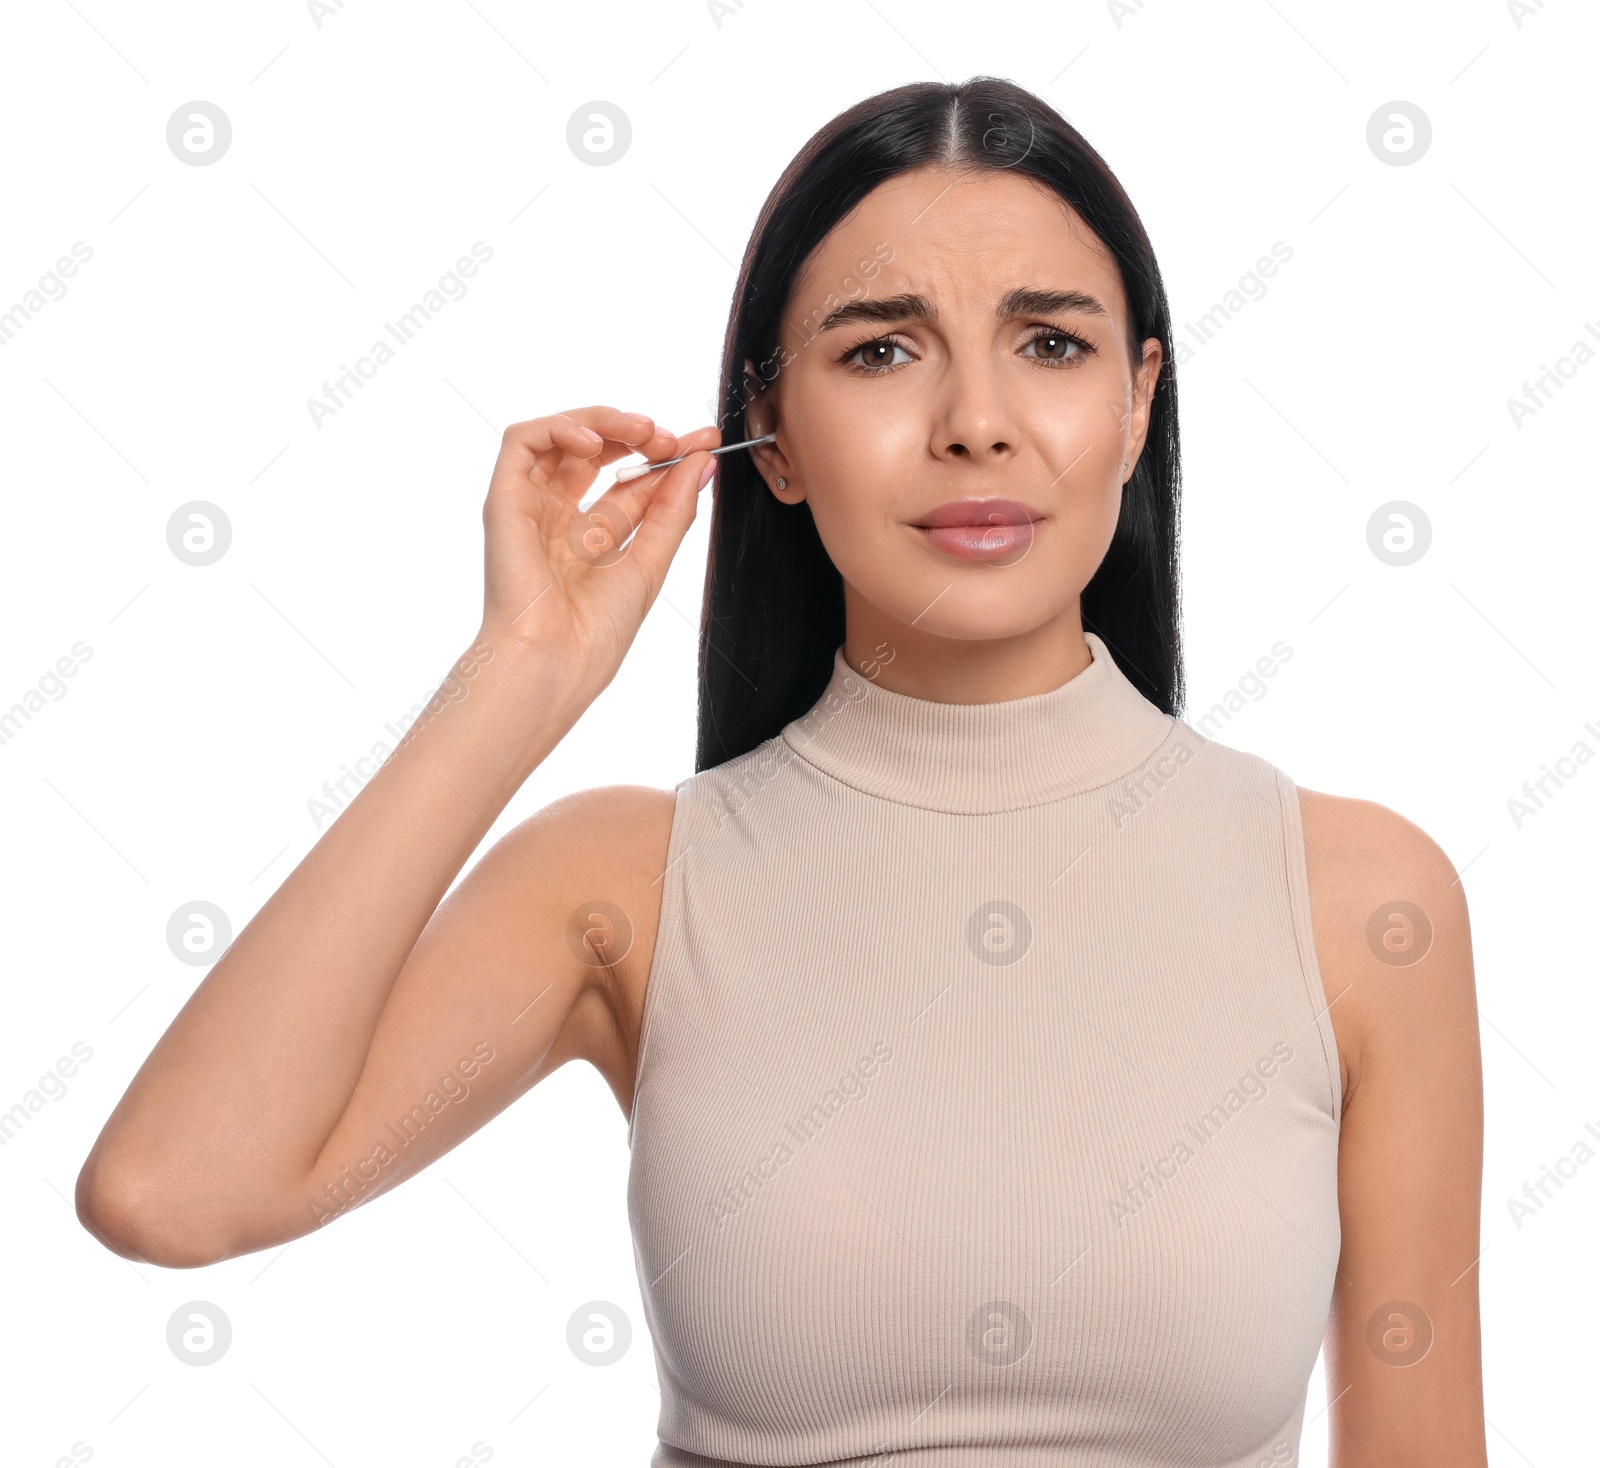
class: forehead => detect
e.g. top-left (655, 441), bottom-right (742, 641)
top-left (786, 164), bottom-right (1126, 326)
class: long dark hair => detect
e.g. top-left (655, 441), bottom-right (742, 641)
top-left (695, 77), bottom-right (1182, 772)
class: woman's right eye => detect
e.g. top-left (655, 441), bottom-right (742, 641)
top-left (844, 338), bottom-right (913, 373)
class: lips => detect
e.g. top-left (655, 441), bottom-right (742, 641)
top-left (910, 497), bottom-right (1044, 565)
top-left (911, 497), bottom-right (1044, 529)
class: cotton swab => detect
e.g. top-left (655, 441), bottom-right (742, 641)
top-left (612, 431), bottom-right (776, 483)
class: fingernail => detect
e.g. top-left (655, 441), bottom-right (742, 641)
top-left (580, 428), bottom-right (603, 444)
top-left (626, 412), bottom-right (652, 426)
top-left (698, 459), bottom-right (715, 491)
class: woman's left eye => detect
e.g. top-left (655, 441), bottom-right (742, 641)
top-left (1023, 328), bottom-right (1090, 364)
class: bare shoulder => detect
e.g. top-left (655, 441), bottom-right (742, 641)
top-left (519, 782), bottom-right (677, 1116)
top-left (1294, 790), bottom-right (1488, 1457)
top-left (1294, 786), bottom-right (1476, 1106)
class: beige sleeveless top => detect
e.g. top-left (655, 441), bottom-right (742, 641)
top-left (627, 632), bottom-right (1342, 1467)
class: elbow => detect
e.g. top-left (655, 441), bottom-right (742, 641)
top-left (74, 1153), bottom-right (232, 1269)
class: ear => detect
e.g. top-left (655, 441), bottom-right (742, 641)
top-left (741, 357), bottom-right (803, 504)
top-left (1121, 337), bottom-right (1164, 482)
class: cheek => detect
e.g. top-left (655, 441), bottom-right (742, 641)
top-left (788, 376), bottom-right (900, 476)
top-left (1023, 376), bottom-right (1131, 490)
top-left (784, 377), bottom-right (909, 532)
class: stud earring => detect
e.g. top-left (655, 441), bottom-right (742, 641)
top-left (776, 476), bottom-right (788, 489)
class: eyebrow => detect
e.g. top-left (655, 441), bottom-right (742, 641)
top-left (814, 286), bottom-right (1111, 334)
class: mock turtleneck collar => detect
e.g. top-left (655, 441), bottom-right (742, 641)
top-left (777, 632), bottom-right (1180, 814)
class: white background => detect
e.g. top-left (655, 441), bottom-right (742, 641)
top-left (2, 1), bottom-right (1595, 1464)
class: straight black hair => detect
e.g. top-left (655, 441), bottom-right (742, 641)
top-left (696, 76), bottom-right (1182, 772)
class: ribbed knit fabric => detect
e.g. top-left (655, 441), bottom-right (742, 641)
top-left (627, 632), bottom-right (1342, 1467)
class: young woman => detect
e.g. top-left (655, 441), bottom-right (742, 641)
top-left (77, 78), bottom-right (1487, 1467)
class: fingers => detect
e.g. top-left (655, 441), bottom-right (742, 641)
top-left (498, 407), bottom-right (672, 467)
top-left (553, 410), bottom-right (683, 469)
top-left (606, 422), bottom-right (724, 483)
top-left (488, 410), bottom-right (720, 574)
top-left (490, 408), bottom-right (688, 520)
top-left (556, 428), bottom-right (725, 632)
top-left (664, 423), bottom-right (724, 458)
top-left (605, 446), bottom-right (714, 603)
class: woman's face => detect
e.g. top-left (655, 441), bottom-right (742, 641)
top-left (746, 163), bottom-right (1162, 692)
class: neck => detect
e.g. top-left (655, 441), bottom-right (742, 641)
top-left (783, 630), bottom-right (1182, 815)
top-left (841, 597), bottom-right (1093, 704)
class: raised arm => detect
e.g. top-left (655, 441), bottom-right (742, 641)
top-left (75, 407), bottom-right (717, 1267)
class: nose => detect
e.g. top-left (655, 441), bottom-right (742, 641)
top-left (930, 351), bottom-right (1022, 464)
